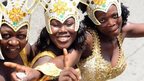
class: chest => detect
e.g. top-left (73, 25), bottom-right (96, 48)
top-left (78, 32), bottom-right (126, 81)
top-left (101, 40), bottom-right (121, 67)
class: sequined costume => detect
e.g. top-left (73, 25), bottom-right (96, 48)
top-left (78, 30), bottom-right (126, 81)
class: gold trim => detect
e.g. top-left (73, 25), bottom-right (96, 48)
top-left (30, 51), bottom-right (56, 67)
top-left (20, 47), bottom-right (29, 66)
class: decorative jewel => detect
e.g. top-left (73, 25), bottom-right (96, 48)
top-left (52, 0), bottom-right (68, 16)
top-left (78, 30), bottom-right (126, 81)
top-left (40, 0), bottom-right (83, 34)
top-left (93, 0), bottom-right (106, 5)
top-left (8, 7), bottom-right (26, 26)
top-left (0, 0), bottom-right (39, 32)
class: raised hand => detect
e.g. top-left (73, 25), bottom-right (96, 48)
top-left (58, 48), bottom-right (81, 81)
top-left (63, 48), bottom-right (69, 68)
top-left (4, 62), bottom-right (41, 81)
top-left (63, 48), bottom-right (82, 67)
top-left (59, 67), bottom-right (80, 81)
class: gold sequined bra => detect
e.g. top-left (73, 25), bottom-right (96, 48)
top-left (78, 31), bottom-right (126, 81)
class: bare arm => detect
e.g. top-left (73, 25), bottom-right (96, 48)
top-left (4, 62), bottom-right (41, 81)
top-left (122, 22), bottom-right (144, 37)
top-left (33, 49), bottom-right (82, 69)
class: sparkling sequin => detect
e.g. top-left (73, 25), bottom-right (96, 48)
top-left (78, 30), bottom-right (126, 81)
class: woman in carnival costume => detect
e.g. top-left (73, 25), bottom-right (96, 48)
top-left (0, 0), bottom-right (38, 81)
top-left (30, 0), bottom-right (86, 80)
top-left (60, 0), bottom-right (144, 81)
top-left (5, 0), bottom-right (86, 81)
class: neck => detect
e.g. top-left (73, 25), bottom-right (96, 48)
top-left (49, 43), bottom-right (63, 56)
top-left (99, 33), bottom-right (117, 42)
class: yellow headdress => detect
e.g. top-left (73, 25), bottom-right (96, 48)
top-left (0, 0), bottom-right (39, 60)
top-left (81, 0), bottom-right (121, 25)
top-left (0, 0), bottom-right (39, 32)
top-left (40, 0), bottom-right (83, 34)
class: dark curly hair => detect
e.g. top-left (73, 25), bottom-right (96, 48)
top-left (35, 20), bottom-right (86, 55)
top-left (121, 3), bottom-right (130, 26)
top-left (78, 2), bottom-right (130, 30)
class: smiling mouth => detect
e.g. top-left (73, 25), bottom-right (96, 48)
top-left (9, 48), bottom-right (18, 52)
top-left (57, 36), bottom-right (71, 42)
top-left (7, 46), bottom-right (20, 52)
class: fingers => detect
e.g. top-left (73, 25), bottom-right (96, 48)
top-left (63, 48), bottom-right (69, 68)
top-left (61, 70), bottom-right (76, 80)
top-left (24, 69), bottom-right (41, 81)
top-left (4, 62), bottom-right (40, 81)
top-left (11, 72), bottom-right (21, 81)
top-left (16, 72), bottom-right (27, 79)
top-left (75, 69), bottom-right (81, 80)
top-left (11, 72), bottom-right (28, 81)
top-left (4, 62), bottom-right (18, 68)
top-left (68, 68), bottom-right (80, 81)
top-left (63, 48), bottom-right (68, 56)
top-left (59, 70), bottom-right (73, 81)
top-left (4, 62), bottom-right (28, 71)
top-left (4, 62), bottom-right (24, 71)
top-left (59, 76), bottom-right (73, 81)
top-left (59, 68), bottom-right (80, 81)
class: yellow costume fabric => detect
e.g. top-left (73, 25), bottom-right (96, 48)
top-left (31, 51), bottom-right (60, 81)
top-left (78, 30), bottom-right (126, 81)
top-left (31, 51), bottom-right (56, 66)
top-left (20, 47), bottom-right (29, 66)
